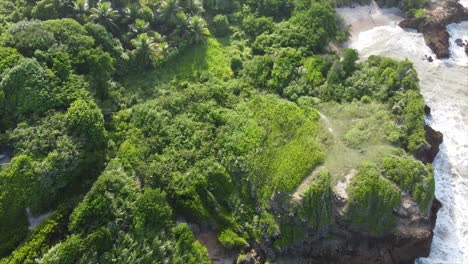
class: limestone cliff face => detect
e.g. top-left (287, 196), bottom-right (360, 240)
top-left (399, 0), bottom-right (468, 58)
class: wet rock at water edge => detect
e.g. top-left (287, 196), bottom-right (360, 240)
top-left (425, 55), bottom-right (434, 62)
top-left (455, 38), bottom-right (465, 47)
top-left (399, 0), bottom-right (468, 59)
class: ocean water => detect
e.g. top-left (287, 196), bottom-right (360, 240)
top-left (337, 3), bottom-right (468, 263)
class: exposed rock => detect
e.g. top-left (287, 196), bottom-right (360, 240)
top-left (465, 43), bottom-right (468, 55)
top-left (0, 145), bottom-right (12, 166)
top-left (237, 245), bottom-right (266, 264)
top-left (455, 38), bottom-right (465, 47)
top-left (424, 105), bottom-right (432, 116)
top-left (265, 126), bottom-right (443, 264)
top-left (415, 125), bottom-right (444, 164)
top-left (275, 197), bottom-right (441, 264)
top-left (399, 0), bottom-right (468, 58)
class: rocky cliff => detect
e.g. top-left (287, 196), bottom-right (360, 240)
top-left (399, 0), bottom-right (468, 58)
top-left (238, 118), bottom-right (444, 264)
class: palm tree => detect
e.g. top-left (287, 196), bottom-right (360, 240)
top-left (181, 0), bottom-right (204, 15)
top-left (131, 33), bottom-right (168, 67)
top-left (122, 4), bottom-right (139, 24)
top-left (158, 0), bottom-right (182, 26)
top-left (90, 2), bottom-right (120, 33)
top-left (130, 19), bottom-right (150, 34)
top-left (186, 16), bottom-right (210, 44)
top-left (70, 0), bottom-right (89, 23)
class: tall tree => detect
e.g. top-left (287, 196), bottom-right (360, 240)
top-left (131, 33), bottom-right (167, 67)
top-left (70, 0), bottom-right (89, 23)
top-left (158, 0), bottom-right (182, 26)
top-left (90, 2), bottom-right (120, 33)
top-left (186, 16), bottom-right (210, 44)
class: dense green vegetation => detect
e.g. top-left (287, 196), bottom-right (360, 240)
top-left (0, 0), bottom-right (434, 262)
top-left (346, 162), bottom-right (401, 234)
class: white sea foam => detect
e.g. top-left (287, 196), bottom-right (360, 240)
top-left (337, 3), bottom-right (468, 263)
top-left (446, 21), bottom-right (468, 67)
top-left (460, 0), bottom-right (468, 8)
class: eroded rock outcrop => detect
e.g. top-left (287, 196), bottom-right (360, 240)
top-left (237, 124), bottom-right (444, 264)
top-left (399, 0), bottom-right (468, 58)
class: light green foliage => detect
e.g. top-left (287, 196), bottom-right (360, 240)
top-left (173, 223), bottom-right (210, 264)
top-left (347, 162), bottom-right (401, 235)
top-left (382, 155), bottom-right (435, 212)
top-left (218, 229), bottom-right (249, 249)
top-left (0, 58), bottom-right (55, 118)
top-left (0, 47), bottom-right (22, 76)
top-left (223, 94), bottom-right (324, 204)
top-left (65, 99), bottom-right (106, 146)
top-left (414, 8), bottom-right (426, 18)
top-left (399, 90), bottom-right (426, 153)
top-left (301, 55), bottom-right (331, 87)
top-left (318, 101), bottom-right (401, 178)
top-left (299, 168), bottom-right (333, 230)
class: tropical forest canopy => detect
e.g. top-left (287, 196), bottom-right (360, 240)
top-left (0, 0), bottom-right (434, 263)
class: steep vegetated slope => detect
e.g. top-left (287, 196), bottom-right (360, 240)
top-left (0, 0), bottom-right (438, 263)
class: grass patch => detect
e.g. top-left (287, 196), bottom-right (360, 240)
top-left (317, 101), bottom-right (402, 181)
top-left (122, 38), bottom-right (232, 102)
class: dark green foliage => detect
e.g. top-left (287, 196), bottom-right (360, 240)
top-left (31, 0), bottom-right (61, 20)
top-left (212, 14), bottom-right (230, 37)
top-left (0, 0), bottom-right (433, 259)
top-left (38, 234), bottom-right (84, 264)
top-left (69, 160), bottom-right (137, 233)
top-left (241, 15), bottom-right (274, 39)
top-left (0, 211), bottom-right (67, 264)
top-left (342, 48), bottom-right (359, 77)
top-left (6, 20), bottom-right (55, 56)
top-left (0, 155), bottom-right (32, 256)
top-left (347, 162), bottom-right (401, 235)
top-left (133, 188), bottom-right (174, 233)
top-left (0, 58), bottom-right (55, 123)
top-left (242, 0), bottom-right (294, 19)
top-left (382, 155), bottom-right (435, 212)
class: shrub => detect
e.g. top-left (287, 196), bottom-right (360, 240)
top-left (382, 155), bottom-right (434, 212)
top-left (218, 229), bottom-right (249, 249)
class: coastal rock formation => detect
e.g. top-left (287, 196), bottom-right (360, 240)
top-left (399, 0), bottom-right (468, 58)
top-left (239, 124), bottom-right (444, 264)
